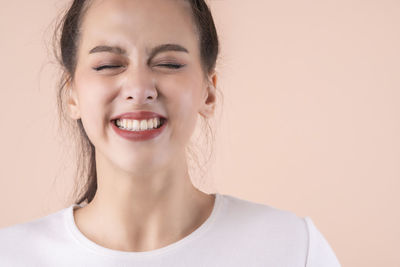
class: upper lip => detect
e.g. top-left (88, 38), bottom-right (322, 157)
top-left (110, 111), bottom-right (167, 121)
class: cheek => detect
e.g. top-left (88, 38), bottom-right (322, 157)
top-left (163, 70), bottom-right (203, 105)
top-left (162, 76), bottom-right (203, 140)
top-left (162, 75), bottom-right (202, 115)
top-left (75, 74), bottom-right (116, 136)
top-left (76, 72), bottom-right (115, 110)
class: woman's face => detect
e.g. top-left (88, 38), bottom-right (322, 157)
top-left (68, 0), bottom-right (216, 172)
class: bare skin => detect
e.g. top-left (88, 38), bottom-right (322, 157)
top-left (67, 0), bottom-right (218, 252)
top-left (73, 173), bottom-right (216, 251)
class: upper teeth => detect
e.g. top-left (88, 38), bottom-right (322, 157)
top-left (116, 118), bottom-right (162, 131)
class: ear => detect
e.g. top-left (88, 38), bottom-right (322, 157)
top-left (199, 71), bottom-right (217, 118)
top-left (66, 78), bottom-right (81, 120)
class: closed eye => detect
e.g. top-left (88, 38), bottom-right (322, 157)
top-left (157, 63), bottom-right (185, 69)
top-left (93, 63), bottom-right (185, 71)
top-left (93, 65), bottom-right (122, 71)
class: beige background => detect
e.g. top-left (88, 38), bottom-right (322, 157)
top-left (1, 0), bottom-right (399, 266)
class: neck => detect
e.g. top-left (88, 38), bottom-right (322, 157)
top-left (73, 149), bottom-right (216, 252)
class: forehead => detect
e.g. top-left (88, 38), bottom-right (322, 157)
top-left (79, 0), bottom-right (199, 54)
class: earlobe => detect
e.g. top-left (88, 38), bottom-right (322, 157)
top-left (199, 72), bottom-right (217, 118)
top-left (66, 80), bottom-right (81, 120)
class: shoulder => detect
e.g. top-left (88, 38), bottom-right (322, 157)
top-left (220, 193), bottom-right (307, 231)
top-left (0, 207), bottom-right (68, 237)
top-left (0, 206), bottom-right (70, 259)
top-left (218, 194), bottom-right (341, 266)
top-left (218, 194), bottom-right (308, 253)
top-left (302, 216), bottom-right (342, 266)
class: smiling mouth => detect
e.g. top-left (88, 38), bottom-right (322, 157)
top-left (113, 117), bottom-right (167, 132)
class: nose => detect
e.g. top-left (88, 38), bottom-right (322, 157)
top-left (121, 65), bottom-right (158, 104)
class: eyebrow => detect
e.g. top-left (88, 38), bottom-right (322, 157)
top-left (88, 43), bottom-right (189, 61)
top-left (89, 45), bottom-right (126, 55)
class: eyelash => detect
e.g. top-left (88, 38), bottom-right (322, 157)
top-left (157, 63), bottom-right (184, 69)
top-left (93, 64), bottom-right (184, 71)
top-left (93, 65), bottom-right (122, 71)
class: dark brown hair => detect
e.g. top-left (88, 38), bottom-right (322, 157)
top-left (53, 0), bottom-right (222, 205)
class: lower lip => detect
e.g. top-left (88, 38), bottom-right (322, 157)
top-left (111, 119), bottom-right (167, 141)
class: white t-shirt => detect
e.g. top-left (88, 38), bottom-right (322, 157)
top-left (0, 193), bottom-right (341, 266)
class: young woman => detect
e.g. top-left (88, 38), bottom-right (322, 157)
top-left (0, 0), bottom-right (341, 266)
